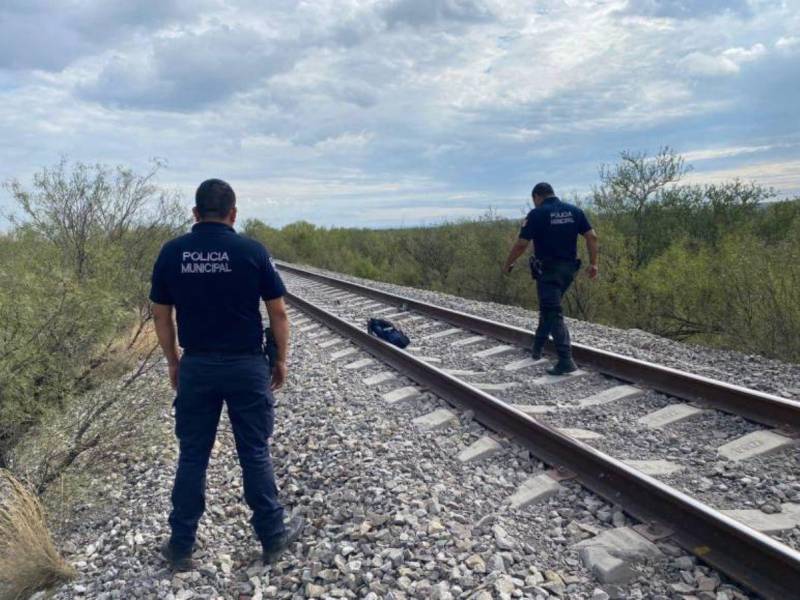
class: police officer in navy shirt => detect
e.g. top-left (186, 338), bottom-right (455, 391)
top-left (150, 179), bottom-right (302, 571)
top-left (503, 182), bottom-right (599, 375)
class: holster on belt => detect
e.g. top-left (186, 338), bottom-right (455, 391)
top-left (530, 257), bottom-right (582, 280)
top-left (529, 255), bottom-right (543, 280)
top-left (263, 327), bottom-right (278, 366)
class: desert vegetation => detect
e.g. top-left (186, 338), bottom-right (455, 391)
top-left (0, 160), bottom-right (186, 597)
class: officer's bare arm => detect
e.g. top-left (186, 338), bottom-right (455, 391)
top-left (265, 298), bottom-right (289, 363)
top-left (265, 297), bottom-right (290, 390)
top-left (152, 303), bottom-right (179, 365)
top-left (583, 229), bottom-right (599, 278)
top-left (503, 238), bottom-right (530, 273)
top-left (152, 302), bottom-right (180, 389)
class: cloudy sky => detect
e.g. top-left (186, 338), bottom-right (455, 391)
top-left (1, 0), bottom-right (799, 228)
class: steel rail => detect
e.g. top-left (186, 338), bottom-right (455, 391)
top-left (278, 261), bottom-right (800, 431)
top-left (285, 288), bottom-right (800, 600)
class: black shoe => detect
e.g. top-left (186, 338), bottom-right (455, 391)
top-left (160, 542), bottom-right (193, 572)
top-left (546, 359), bottom-right (577, 376)
top-left (531, 347), bottom-right (543, 360)
top-left (262, 516), bottom-right (305, 564)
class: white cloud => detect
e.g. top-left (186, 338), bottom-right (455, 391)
top-left (679, 43), bottom-right (766, 77)
top-left (0, 0), bottom-right (211, 71)
top-left (78, 24), bottom-right (305, 110)
top-left (683, 144), bottom-right (776, 162)
top-left (381, 0), bottom-right (495, 28)
top-left (621, 0), bottom-right (753, 19)
top-left (776, 36), bottom-right (800, 50)
top-left (722, 43), bottom-right (766, 62)
top-left (1, 0), bottom-right (799, 228)
top-left (685, 159), bottom-right (800, 195)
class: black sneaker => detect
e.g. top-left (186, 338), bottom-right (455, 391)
top-left (160, 542), bottom-right (193, 572)
top-left (531, 347), bottom-right (543, 360)
top-left (262, 516), bottom-right (305, 564)
top-left (546, 359), bottom-right (577, 376)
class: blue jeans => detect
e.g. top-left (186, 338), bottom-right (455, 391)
top-left (168, 353), bottom-right (285, 553)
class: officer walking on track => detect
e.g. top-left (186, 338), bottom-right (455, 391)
top-left (150, 179), bottom-right (303, 571)
top-left (502, 182), bottom-right (599, 375)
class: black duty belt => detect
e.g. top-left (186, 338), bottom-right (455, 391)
top-left (539, 257), bottom-right (578, 265)
top-left (183, 348), bottom-right (263, 357)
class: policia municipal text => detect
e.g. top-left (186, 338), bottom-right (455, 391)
top-left (150, 179), bottom-right (303, 571)
top-left (503, 182), bottom-right (599, 375)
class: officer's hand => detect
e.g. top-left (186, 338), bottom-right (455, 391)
top-left (168, 361), bottom-right (179, 390)
top-left (271, 360), bottom-right (287, 391)
top-left (586, 264), bottom-right (599, 280)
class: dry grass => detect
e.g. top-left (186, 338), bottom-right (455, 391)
top-left (0, 470), bottom-right (75, 600)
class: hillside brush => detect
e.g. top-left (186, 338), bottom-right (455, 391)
top-left (0, 470), bottom-right (76, 600)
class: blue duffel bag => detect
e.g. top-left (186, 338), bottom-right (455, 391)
top-left (367, 318), bottom-right (411, 349)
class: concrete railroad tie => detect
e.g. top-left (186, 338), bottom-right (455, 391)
top-left (504, 357), bottom-right (548, 371)
top-left (508, 473), bottom-right (562, 509)
top-left (574, 527), bottom-right (663, 584)
top-left (412, 408), bottom-right (457, 431)
top-left (363, 371), bottom-right (397, 386)
top-left (443, 369), bottom-right (483, 377)
top-left (414, 356), bottom-right (443, 364)
top-left (638, 403), bottom-right (704, 428)
top-left (472, 382), bottom-right (518, 392)
top-left (622, 459), bottom-right (684, 477)
top-left (717, 429), bottom-right (795, 461)
top-left (384, 311), bottom-right (410, 320)
top-left (578, 385), bottom-right (642, 408)
top-left (423, 328), bottom-right (461, 341)
top-left (457, 435), bottom-right (503, 463)
top-left (531, 370), bottom-right (587, 386)
top-left (472, 345), bottom-right (515, 359)
top-left (558, 428), bottom-right (603, 440)
top-left (722, 503), bottom-right (800, 533)
top-left (331, 347), bottom-right (357, 360)
top-left (451, 336), bottom-right (485, 348)
top-left (511, 405), bottom-right (558, 415)
top-left (382, 386), bottom-right (423, 404)
top-left (344, 358), bottom-right (374, 371)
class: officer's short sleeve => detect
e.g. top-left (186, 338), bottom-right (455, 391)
top-left (149, 246), bottom-right (174, 305)
top-left (259, 248), bottom-right (286, 301)
top-left (576, 208), bottom-right (592, 235)
top-left (518, 210), bottom-right (536, 240)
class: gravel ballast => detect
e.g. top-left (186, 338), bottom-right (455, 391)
top-left (47, 264), bottom-right (800, 599)
top-left (282, 270), bottom-right (800, 553)
top-left (48, 325), bottom-right (751, 600)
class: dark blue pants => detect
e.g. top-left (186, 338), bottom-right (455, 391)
top-left (169, 354), bottom-right (285, 553)
top-left (533, 260), bottom-right (578, 360)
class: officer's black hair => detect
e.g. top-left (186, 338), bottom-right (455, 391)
top-left (531, 182), bottom-right (555, 198)
top-left (195, 179), bottom-right (236, 219)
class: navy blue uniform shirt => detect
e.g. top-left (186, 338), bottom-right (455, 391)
top-left (519, 197), bottom-right (592, 261)
top-left (149, 222), bottom-right (285, 353)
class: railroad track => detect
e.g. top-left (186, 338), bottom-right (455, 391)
top-left (279, 262), bottom-right (800, 600)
